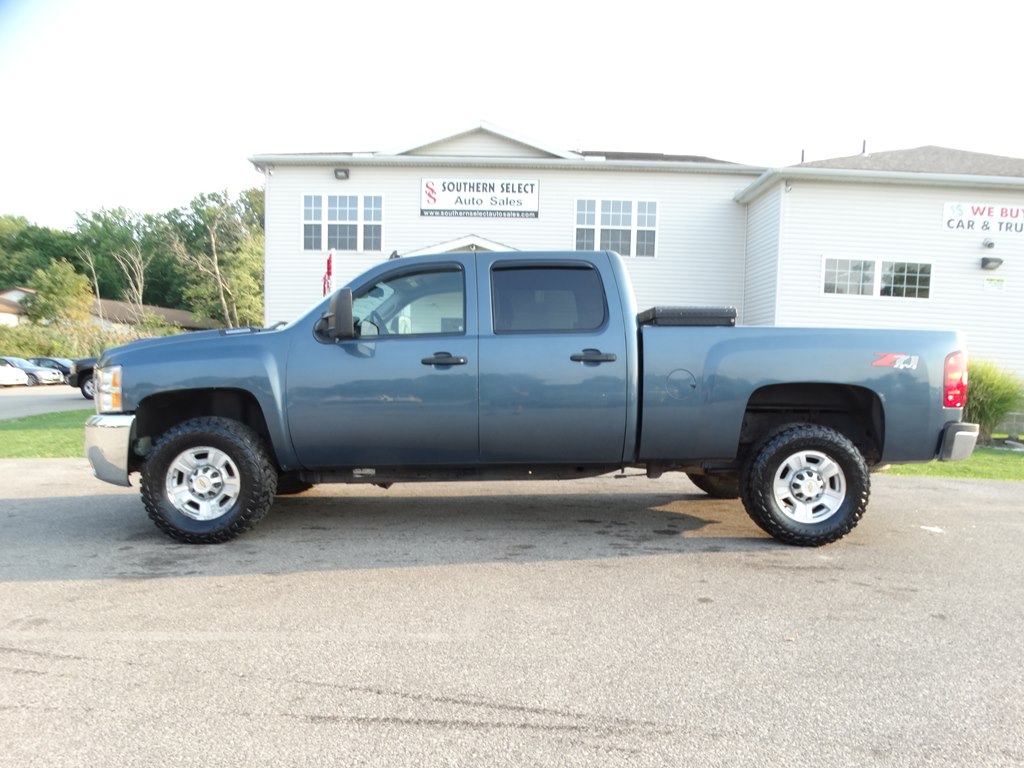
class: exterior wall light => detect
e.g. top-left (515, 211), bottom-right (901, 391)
top-left (981, 257), bottom-right (1003, 270)
top-left (334, 168), bottom-right (350, 180)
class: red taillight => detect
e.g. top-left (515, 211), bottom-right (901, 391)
top-left (944, 352), bottom-right (968, 409)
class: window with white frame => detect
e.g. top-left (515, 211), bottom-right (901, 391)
top-left (303, 194), bottom-right (383, 252)
top-left (823, 258), bottom-right (931, 298)
top-left (303, 196), bottom-right (322, 251)
top-left (575, 199), bottom-right (657, 257)
top-left (364, 195), bottom-right (382, 252)
top-left (823, 259), bottom-right (875, 295)
top-left (881, 261), bottom-right (931, 298)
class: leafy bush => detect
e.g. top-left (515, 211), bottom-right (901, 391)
top-left (0, 321), bottom-right (180, 360)
top-left (965, 360), bottom-right (1024, 443)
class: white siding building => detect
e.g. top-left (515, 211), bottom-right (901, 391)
top-left (251, 125), bottom-right (1023, 379)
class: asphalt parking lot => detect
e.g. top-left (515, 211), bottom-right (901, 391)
top-left (0, 453), bottom-right (1021, 767)
top-left (0, 382), bottom-right (91, 419)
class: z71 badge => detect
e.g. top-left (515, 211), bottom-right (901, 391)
top-left (873, 353), bottom-right (920, 370)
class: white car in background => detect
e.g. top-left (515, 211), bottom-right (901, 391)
top-left (0, 358), bottom-right (30, 386)
top-left (0, 356), bottom-right (64, 386)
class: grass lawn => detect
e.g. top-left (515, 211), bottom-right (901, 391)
top-left (882, 446), bottom-right (1023, 481)
top-left (1, 411), bottom-right (1022, 481)
top-left (0, 409), bottom-right (93, 458)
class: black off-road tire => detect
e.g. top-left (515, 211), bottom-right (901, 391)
top-left (80, 374), bottom-right (94, 400)
top-left (741, 424), bottom-right (870, 547)
top-left (140, 417), bottom-right (277, 544)
top-left (686, 472), bottom-right (741, 499)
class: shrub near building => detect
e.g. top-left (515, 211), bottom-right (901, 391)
top-left (965, 360), bottom-right (1024, 443)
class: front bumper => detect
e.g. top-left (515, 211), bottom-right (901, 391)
top-left (84, 414), bottom-right (136, 486)
top-left (938, 421), bottom-right (979, 461)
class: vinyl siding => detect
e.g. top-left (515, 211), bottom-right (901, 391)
top-left (264, 164), bottom-right (758, 324)
top-left (774, 180), bottom-right (1022, 378)
top-left (742, 185), bottom-right (782, 325)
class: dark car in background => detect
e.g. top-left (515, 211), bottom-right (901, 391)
top-left (69, 357), bottom-right (97, 399)
top-left (28, 357), bottom-right (74, 384)
top-left (0, 356), bottom-right (65, 386)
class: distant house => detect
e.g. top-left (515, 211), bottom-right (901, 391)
top-left (90, 298), bottom-right (221, 331)
top-left (0, 287), bottom-right (219, 331)
top-left (0, 296), bottom-right (26, 327)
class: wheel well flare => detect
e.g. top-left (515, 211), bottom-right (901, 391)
top-left (134, 390), bottom-right (271, 459)
top-left (743, 383), bottom-right (884, 464)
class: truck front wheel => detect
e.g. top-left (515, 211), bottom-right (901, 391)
top-left (741, 424), bottom-right (869, 546)
top-left (141, 417), bottom-right (277, 543)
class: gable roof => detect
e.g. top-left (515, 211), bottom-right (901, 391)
top-left (736, 145), bottom-right (1024, 203)
top-left (0, 286), bottom-right (36, 302)
top-left (796, 146), bottom-right (1024, 177)
top-left (383, 121), bottom-right (581, 160)
top-left (94, 298), bottom-right (220, 330)
top-left (0, 297), bottom-right (26, 316)
top-left (579, 150), bottom-right (734, 164)
top-left (249, 123), bottom-right (759, 175)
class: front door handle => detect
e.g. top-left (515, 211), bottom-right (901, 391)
top-left (421, 352), bottom-right (468, 367)
top-left (570, 349), bottom-right (617, 364)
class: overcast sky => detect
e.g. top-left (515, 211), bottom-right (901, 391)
top-left (3, 0), bottom-right (1024, 231)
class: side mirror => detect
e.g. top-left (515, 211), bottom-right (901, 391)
top-left (324, 288), bottom-right (355, 340)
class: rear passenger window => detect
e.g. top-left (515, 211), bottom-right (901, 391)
top-left (492, 266), bottom-right (606, 333)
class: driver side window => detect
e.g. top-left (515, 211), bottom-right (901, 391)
top-left (352, 266), bottom-right (465, 337)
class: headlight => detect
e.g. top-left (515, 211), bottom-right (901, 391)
top-left (95, 366), bottom-right (123, 413)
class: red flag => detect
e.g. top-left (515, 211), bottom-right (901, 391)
top-left (322, 251), bottom-right (333, 296)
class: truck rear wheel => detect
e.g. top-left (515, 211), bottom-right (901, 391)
top-left (276, 473), bottom-right (315, 495)
top-left (686, 472), bottom-right (740, 499)
top-left (141, 417), bottom-right (277, 543)
top-left (741, 424), bottom-right (869, 546)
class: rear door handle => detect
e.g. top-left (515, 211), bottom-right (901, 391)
top-left (421, 352), bottom-right (468, 367)
top-left (570, 349), bottom-right (617, 364)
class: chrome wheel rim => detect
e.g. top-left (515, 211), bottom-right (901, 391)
top-left (772, 450), bottom-right (846, 524)
top-left (83, 378), bottom-right (95, 397)
top-left (165, 446), bottom-right (241, 521)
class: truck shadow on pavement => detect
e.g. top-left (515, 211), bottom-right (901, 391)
top-left (1, 485), bottom-right (777, 582)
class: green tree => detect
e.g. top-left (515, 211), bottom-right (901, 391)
top-left (22, 258), bottom-right (93, 324)
top-left (167, 190), bottom-right (264, 327)
top-left (0, 216), bottom-right (78, 288)
top-left (73, 208), bottom-right (145, 300)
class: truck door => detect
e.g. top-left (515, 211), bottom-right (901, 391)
top-left (477, 255), bottom-right (629, 464)
top-left (287, 260), bottom-right (479, 468)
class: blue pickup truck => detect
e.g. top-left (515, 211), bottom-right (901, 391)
top-left (85, 250), bottom-right (978, 546)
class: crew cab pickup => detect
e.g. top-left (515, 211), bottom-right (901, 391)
top-left (84, 250), bottom-right (978, 546)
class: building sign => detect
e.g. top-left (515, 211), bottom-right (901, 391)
top-left (944, 202), bottom-right (1024, 234)
top-left (421, 178), bottom-right (539, 218)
